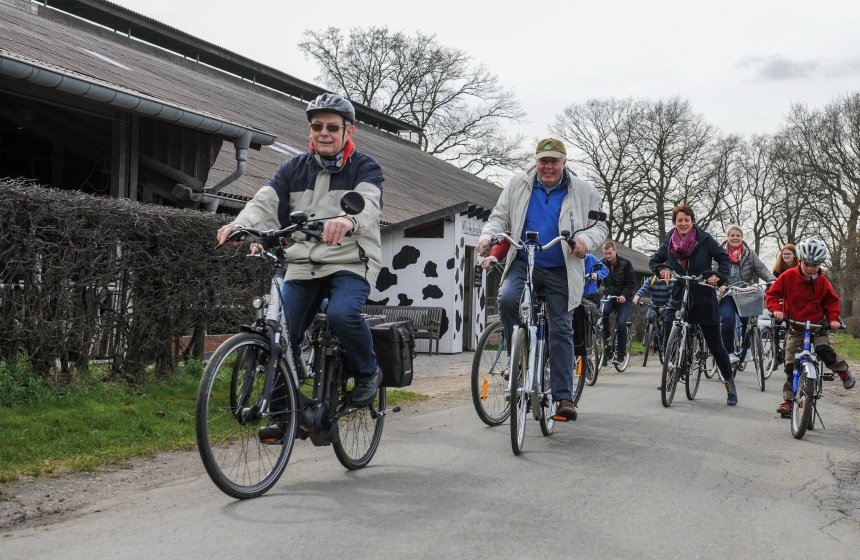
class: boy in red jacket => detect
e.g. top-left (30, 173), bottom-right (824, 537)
top-left (765, 239), bottom-right (855, 417)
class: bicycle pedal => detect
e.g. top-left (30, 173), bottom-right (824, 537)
top-left (551, 414), bottom-right (571, 422)
top-left (822, 373), bottom-right (834, 381)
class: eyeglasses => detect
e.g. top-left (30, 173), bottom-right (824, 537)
top-left (310, 123), bottom-right (345, 133)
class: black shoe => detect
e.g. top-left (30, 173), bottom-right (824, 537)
top-left (724, 378), bottom-right (738, 406)
top-left (350, 369), bottom-right (383, 407)
top-left (258, 422), bottom-right (285, 445)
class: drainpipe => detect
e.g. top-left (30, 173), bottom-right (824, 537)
top-left (203, 131), bottom-right (252, 212)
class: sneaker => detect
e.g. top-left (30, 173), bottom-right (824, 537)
top-left (724, 378), bottom-right (738, 406)
top-left (553, 399), bottom-right (577, 421)
top-left (258, 422), bottom-right (285, 445)
top-left (776, 400), bottom-right (792, 418)
top-left (838, 371), bottom-right (856, 390)
top-left (729, 353), bottom-right (740, 366)
top-left (350, 369), bottom-right (383, 407)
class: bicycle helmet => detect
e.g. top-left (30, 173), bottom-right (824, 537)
top-left (306, 93), bottom-right (356, 124)
top-left (796, 238), bottom-right (828, 264)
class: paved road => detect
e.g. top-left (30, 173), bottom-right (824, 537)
top-left (3, 357), bottom-right (860, 560)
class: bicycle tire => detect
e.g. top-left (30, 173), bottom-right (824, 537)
top-left (470, 320), bottom-right (511, 426)
top-left (661, 325), bottom-right (682, 407)
top-left (196, 333), bottom-right (298, 499)
top-left (332, 377), bottom-right (386, 470)
top-left (704, 354), bottom-right (718, 379)
top-left (642, 324), bottom-right (654, 367)
top-left (586, 334), bottom-right (601, 386)
top-left (760, 327), bottom-right (776, 380)
top-left (572, 354), bottom-right (587, 406)
top-left (539, 347), bottom-right (556, 436)
top-left (685, 329), bottom-right (704, 400)
top-left (509, 328), bottom-right (528, 455)
top-left (614, 330), bottom-right (632, 372)
top-left (791, 364), bottom-right (816, 439)
top-left (751, 326), bottom-right (765, 392)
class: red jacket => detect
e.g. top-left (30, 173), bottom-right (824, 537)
top-left (765, 266), bottom-right (841, 323)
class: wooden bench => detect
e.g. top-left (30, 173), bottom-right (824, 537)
top-left (362, 305), bottom-right (444, 355)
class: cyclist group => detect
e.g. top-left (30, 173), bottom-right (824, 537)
top-left (218, 95), bottom-right (854, 441)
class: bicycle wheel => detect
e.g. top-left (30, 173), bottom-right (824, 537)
top-left (572, 354), bottom-right (587, 406)
top-left (509, 328), bottom-right (528, 455)
top-left (332, 374), bottom-right (386, 469)
top-left (586, 333), bottom-right (601, 386)
top-left (751, 326), bottom-right (766, 392)
top-left (791, 363), bottom-right (816, 440)
top-left (704, 353), bottom-right (717, 379)
top-left (642, 324), bottom-right (654, 367)
top-left (655, 322), bottom-right (665, 365)
top-left (470, 320), bottom-right (511, 426)
top-left (685, 329), bottom-right (704, 400)
top-left (614, 331), bottom-right (632, 372)
top-left (661, 325), bottom-right (682, 407)
top-left (539, 349), bottom-right (556, 436)
top-left (760, 327), bottom-right (776, 380)
top-left (196, 333), bottom-right (298, 499)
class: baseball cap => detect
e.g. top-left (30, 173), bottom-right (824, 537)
top-left (535, 138), bottom-right (566, 160)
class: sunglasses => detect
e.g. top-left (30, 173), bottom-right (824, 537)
top-left (310, 123), bottom-right (346, 133)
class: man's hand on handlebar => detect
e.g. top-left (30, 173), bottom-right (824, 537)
top-left (476, 235), bottom-right (492, 257)
top-left (321, 216), bottom-right (354, 246)
top-left (217, 223), bottom-right (243, 246)
top-left (568, 236), bottom-right (588, 258)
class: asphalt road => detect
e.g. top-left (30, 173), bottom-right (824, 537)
top-left (3, 359), bottom-right (860, 560)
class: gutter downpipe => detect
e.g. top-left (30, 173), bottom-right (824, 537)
top-left (202, 131), bottom-right (251, 212)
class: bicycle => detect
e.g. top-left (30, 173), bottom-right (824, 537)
top-left (785, 318), bottom-right (844, 440)
top-left (600, 294), bottom-right (632, 372)
top-left (471, 316), bottom-right (510, 426)
top-left (491, 210), bottom-right (605, 455)
top-left (760, 310), bottom-right (785, 376)
top-left (661, 273), bottom-right (712, 407)
top-left (581, 297), bottom-right (604, 387)
top-left (640, 301), bottom-right (666, 367)
top-left (196, 192), bottom-right (397, 499)
top-left (721, 283), bottom-right (769, 391)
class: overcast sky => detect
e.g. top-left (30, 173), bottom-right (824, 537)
top-left (108, 0), bottom-right (860, 143)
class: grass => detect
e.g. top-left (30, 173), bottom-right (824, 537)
top-left (832, 332), bottom-right (860, 362)
top-left (0, 360), bottom-right (426, 483)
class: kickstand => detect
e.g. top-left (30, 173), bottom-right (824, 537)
top-left (813, 405), bottom-right (826, 430)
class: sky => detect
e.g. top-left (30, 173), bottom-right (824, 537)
top-left (104, 0), bottom-right (860, 144)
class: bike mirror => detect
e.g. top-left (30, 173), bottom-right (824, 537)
top-left (289, 210), bottom-right (308, 225)
top-left (587, 210), bottom-right (608, 221)
top-left (340, 191), bottom-right (365, 215)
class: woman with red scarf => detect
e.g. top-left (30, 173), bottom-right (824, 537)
top-left (717, 225), bottom-right (775, 363)
top-left (649, 204), bottom-right (737, 404)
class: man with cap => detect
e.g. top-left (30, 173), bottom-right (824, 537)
top-left (476, 138), bottom-right (607, 420)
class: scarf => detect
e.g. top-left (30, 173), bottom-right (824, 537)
top-left (728, 244), bottom-right (742, 263)
top-left (309, 138), bottom-right (355, 173)
top-left (668, 228), bottom-right (697, 261)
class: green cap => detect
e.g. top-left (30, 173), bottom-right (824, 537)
top-left (535, 137), bottom-right (566, 160)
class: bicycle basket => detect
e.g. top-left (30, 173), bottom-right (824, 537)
top-left (733, 288), bottom-right (764, 318)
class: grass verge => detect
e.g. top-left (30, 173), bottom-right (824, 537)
top-left (0, 361), bottom-right (427, 484)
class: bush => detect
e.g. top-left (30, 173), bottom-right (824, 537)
top-left (0, 356), bottom-right (51, 407)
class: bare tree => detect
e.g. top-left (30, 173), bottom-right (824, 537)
top-left (632, 97), bottom-right (716, 242)
top-left (299, 26), bottom-right (530, 179)
top-left (777, 95), bottom-right (860, 314)
top-left (551, 98), bottom-right (645, 245)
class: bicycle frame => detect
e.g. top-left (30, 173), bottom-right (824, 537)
top-left (785, 318), bottom-right (834, 438)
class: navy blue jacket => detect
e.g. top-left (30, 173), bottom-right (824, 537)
top-left (648, 225), bottom-right (730, 325)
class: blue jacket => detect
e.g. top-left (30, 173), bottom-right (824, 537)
top-left (583, 253), bottom-right (608, 296)
top-left (635, 275), bottom-right (674, 307)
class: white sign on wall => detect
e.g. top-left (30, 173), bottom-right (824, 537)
top-left (461, 218), bottom-right (483, 245)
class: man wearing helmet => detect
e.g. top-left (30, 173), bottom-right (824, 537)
top-left (217, 93), bottom-right (385, 421)
top-left (765, 238), bottom-right (855, 417)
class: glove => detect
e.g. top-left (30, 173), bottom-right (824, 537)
top-left (588, 273), bottom-right (598, 281)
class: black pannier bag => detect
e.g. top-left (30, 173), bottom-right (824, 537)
top-left (370, 320), bottom-right (417, 387)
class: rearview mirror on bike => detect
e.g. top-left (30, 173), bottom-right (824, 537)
top-left (340, 191), bottom-right (365, 215)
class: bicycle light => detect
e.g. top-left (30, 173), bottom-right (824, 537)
top-left (251, 296), bottom-right (267, 309)
top-left (519, 301), bottom-right (530, 322)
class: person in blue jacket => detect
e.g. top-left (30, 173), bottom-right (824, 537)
top-left (582, 253), bottom-right (608, 305)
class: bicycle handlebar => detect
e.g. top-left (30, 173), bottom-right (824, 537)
top-left (489, 231), bottom-right (570, 252)
top-left (783, 318), bottom-right (845, 332)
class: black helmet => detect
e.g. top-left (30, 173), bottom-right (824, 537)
top-left (306, 93), bottom-right (356, 124)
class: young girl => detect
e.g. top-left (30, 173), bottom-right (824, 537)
top-left (772, 243), bottom-right (797, 278)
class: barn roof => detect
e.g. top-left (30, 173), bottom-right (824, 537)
top-left (0, 0), bottom-right (504, 227)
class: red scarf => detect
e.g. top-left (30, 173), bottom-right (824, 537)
top-left (728, 244), bottom-right (742, 263)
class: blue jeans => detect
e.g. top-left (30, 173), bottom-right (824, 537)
top-left (601, 298), bottom-right (633, 357)
top-left (718, 297), bottom-right (748, 355)
top-left (282, 271), bottom-right (378, 378)
top-left (497, 259), bottom-right (574, 401)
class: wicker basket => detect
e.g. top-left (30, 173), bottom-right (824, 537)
top-left (733, 288), bottom-right (764, 318)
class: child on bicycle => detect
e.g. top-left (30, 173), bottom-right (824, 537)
top-left (765, 238), bottom-right (855, 417)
